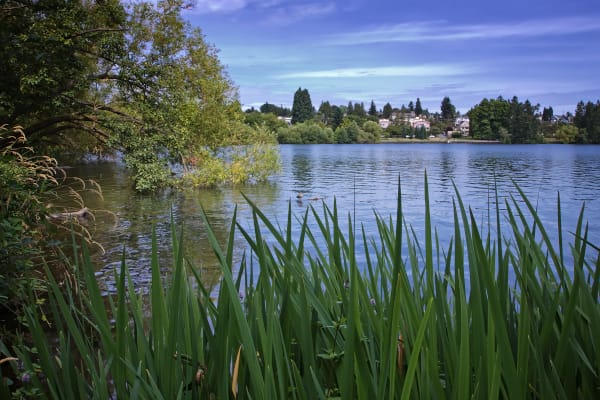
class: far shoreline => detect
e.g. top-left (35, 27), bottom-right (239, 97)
top-left (380, 137), bottom-right (501, 144)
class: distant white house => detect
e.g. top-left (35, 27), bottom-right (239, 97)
top-left (278, 116), bottom-right (292, 125)
top-left (378, 118), bottom-right (390, 129)
top-left (391, 110), bottom-right (416, 123)
top-left (409, 116), bottom-right (430, 131)
top-left (455, 117), bottom-right (470, 136)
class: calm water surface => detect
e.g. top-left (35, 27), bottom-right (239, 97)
top-left (69, 144), bottom-right (600, 292)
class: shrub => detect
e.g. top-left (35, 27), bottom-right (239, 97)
top-left (0, 125), bottom-right (61, 316)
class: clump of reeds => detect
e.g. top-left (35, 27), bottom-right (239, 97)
top-left (2, 177), bottom-right (599, 399)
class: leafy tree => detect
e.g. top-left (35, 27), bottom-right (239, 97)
top-left (276, 121), bottom-right (333, 144)
top-left (347, 101), bottom-right (354, 115)
top-left (574, 101), bottom-right (600, 143)
top-left (508, 97), bottom-right (540, 143)
top-left (335, 120), bottom-right (363, 144)
top-left (318, 101), bottom-right (332, 125)
top-left (441, 97), bottom-right (456, 121)
top-left (260, 102), bottom-right (290, 116)
top-left (331, 106), bottom-right (344, 130)
top-left (555, 124), bottom-right (578, 143)
top-left (244, 111), bottom-right (287, 133)
top-left (1, 0), bottom-right (279, 192)
top-left (354, 102), bottom-right (366, 117)
top-left (469, 98), bottom-right (507, 140)
top-left (415, 98), bottom-right (423, 116)
top-left (362, 120), bottom-right (382, 142)
top-left (291, 87), bottom-right (314, 124)
top-left (368, 100), bottom-right (377, 116)
top-left (469, 96), bottom-right (539, 143)
top-left (0, 0), bottom-right (125, 147)
top-left (382, 102), bottom-right (393, 119)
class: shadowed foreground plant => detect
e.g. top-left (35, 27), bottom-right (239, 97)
top-left (3, 177), bottom-right (599, 398)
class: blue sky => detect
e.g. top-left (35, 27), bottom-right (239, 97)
top-left (184, 0), bottom-right (600, 114)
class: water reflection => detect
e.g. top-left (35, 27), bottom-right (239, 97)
top-left (68, 144), bottom-right (600, 292)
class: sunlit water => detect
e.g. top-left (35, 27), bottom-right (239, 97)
top-left (68, 144), bottom-right (600, 293)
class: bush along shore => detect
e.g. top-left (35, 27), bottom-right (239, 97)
top-left (1, 177), bottom-right (599, 399)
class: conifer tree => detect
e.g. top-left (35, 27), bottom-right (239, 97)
top-left (368, 100), bottom-right (377, 116)
top-left (291, 87), bottom-right (314, 124)
top-left (382, 102), bottom-right (393, 118)
top-left (441, 97), bottom-right (456, 120)
top-left (415, 98), bottom-right (423, 116)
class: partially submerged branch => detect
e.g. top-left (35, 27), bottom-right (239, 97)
top-left (49, 207), bottom-right (93, 224)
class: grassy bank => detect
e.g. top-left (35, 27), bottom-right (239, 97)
top-left (1, 178), bottom-right (599, 399)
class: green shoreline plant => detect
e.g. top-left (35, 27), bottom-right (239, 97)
top-left (1, 177), bottom-right (599, 398)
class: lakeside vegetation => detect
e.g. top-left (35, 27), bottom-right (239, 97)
top-left (1, 179), bottom-right (599, 398)
top-left (247, 89), bottom-right (600, 145)
top-left (1, 1), bottom-right (600, 398)
top-left (1, 0), bottom-right (279, 193)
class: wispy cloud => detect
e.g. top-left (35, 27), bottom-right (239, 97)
top-left (190, 0), bottom-right (331, 20)
top-left (276, 64), bottom-right (474, 79)
top-left (192, 0), bottom-right (251, 13)
top-left (262, 2), bottom-right (336, 26)
top-left (327, 16), bottom-right (600, 45)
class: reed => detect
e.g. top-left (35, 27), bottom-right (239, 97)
top-left (3, 176), bottom-right (599, 399)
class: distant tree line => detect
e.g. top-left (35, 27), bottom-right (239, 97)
top-left (574, 101), bottom-right (600, 143)
top-left (246, 87), bottom-right (600, 145)
top-left (468, 97), bottom-right (600, 144)
top-left (468, 96), bottom-right (541, 143)
top-left (244, 88), bottom-right (438, 144)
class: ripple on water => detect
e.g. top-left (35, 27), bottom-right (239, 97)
top-left (69, 144), bottom-right (600, 290)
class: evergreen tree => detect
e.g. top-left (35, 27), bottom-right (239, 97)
top-left (408, 101), bottom-right (414, 112)
top-left (469, 96), bottom-right (539, 143)
top-left (574, 101), bottom-right (586, 129)
top-left (542, 106), bottom-right (554, 121)
top-left (260, 102), bottom-right (289, 116)
top-left (331, 106), bottom-right (343, 130)
top-left (441, 97), bottom-right (456, 121)
top-left (415, 98), bottom-right (423, 116)
top-left (354, 102), bottom-right (366, 117)
top-left (291, 87), bottom-right (313, 124)
top-left (368, 100), bottom-right (377, 116)
top-left (382, 102), bottom-right (393, 119)
top-left (318, 101), bottom-right (332, 125)
top-left (347, 101), bottom-right (354, 115)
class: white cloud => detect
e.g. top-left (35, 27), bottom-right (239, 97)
top-left (192, 0), bottom-right (250, 13)
top-left (327, 16), bottom-right (600, 45)
top-left (262, 2), bottom-right (336, 26)
top-left (189, 0), bottom-right (330, 19)
top-left (276, 64), bottom-right (474, 79)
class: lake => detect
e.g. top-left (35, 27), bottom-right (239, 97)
top-left (68, 144), bottom-right (600, 293)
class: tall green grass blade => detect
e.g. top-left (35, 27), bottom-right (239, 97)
top-left (199, 204), bottom-right (266, 399)
top-left (401, 298), bottom-right (434, 400)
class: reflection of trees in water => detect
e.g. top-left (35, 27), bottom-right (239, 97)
top-left (66, 161), bottom-right (284, 296)
top-left (63, 163), bottom-right (242, 295)
top-left (291, 154), bottom-right (313, 190)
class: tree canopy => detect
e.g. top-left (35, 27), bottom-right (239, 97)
top-left (291, 88), bottom-right (314, 124)
top-left (1, 0), bottom-right (279, 191)
top-left (368, 100), bottom-right (377, 116)
top-left (441, 97), bottom-right (456, 121)
top-left (468, 96), bottom-right (541, 143)
top-left (415, 98), bottom-right (423, 116)
top-left (382, 103), bottom-right (393, 119)
top-left (574, 100), bottom-right (600, 143)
